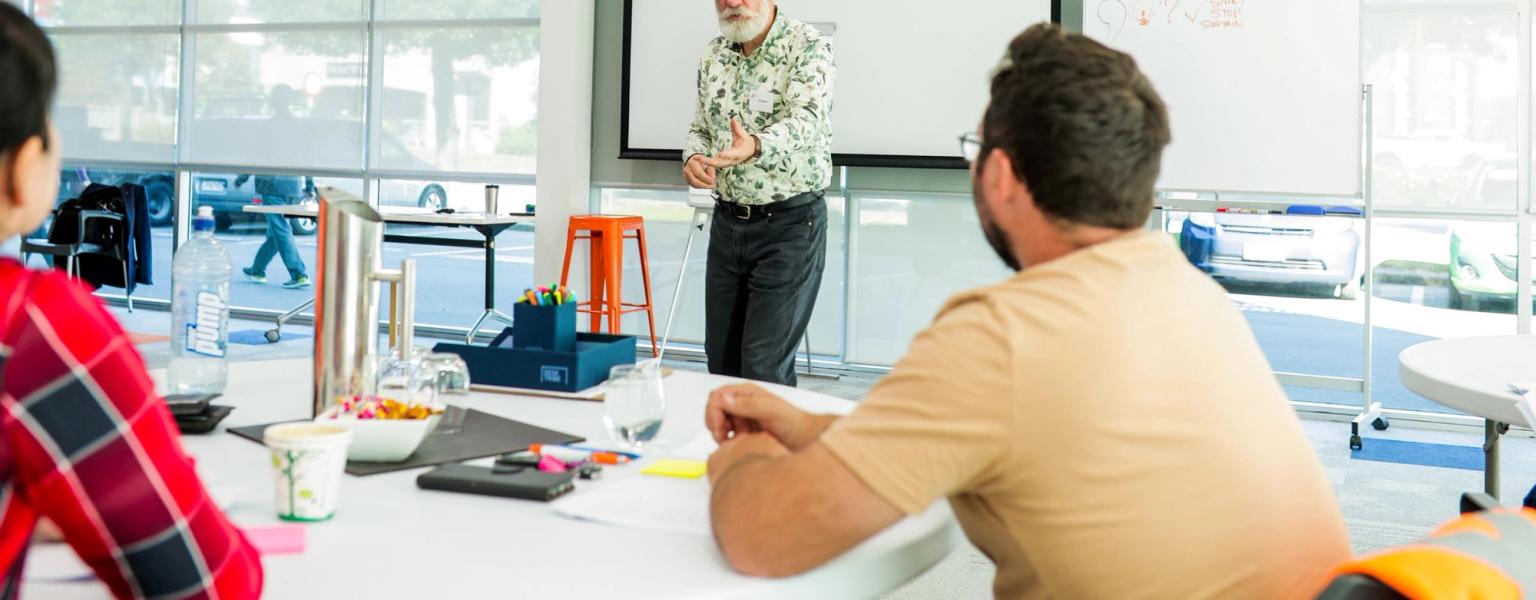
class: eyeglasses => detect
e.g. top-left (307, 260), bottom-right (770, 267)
top-left (958, 133), bottom-right (982, 164)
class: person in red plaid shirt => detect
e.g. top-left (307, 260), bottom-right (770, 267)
top-left (0, 5), bottom-right (262, 598)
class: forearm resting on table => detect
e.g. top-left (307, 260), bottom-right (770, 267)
top-left (710, 442), bottom-right (902, 577)
top-left (792, 413), bottom-right (840, 448)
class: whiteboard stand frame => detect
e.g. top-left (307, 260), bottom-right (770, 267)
top-left (657, 204), bottom-right (713, 363)
top-left (1349, 84), bottom-right (1385, 451)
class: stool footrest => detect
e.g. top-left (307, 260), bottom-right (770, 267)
top-left (577, 307), bottom-right (652, 316)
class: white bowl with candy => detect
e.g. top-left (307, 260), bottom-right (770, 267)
top-left (316, 397), bottom-right (443, 463)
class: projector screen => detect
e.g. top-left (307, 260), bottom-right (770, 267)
top-left (621, 0), bottom-right (1057, 168)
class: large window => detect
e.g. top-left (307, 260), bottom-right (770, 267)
top-left (1158, 208), bottom-right (1367, 408)
top-left (193, 0), bottom-right (367, 24)
top-left (380, 180), bottom-right (536, 328)
top-left (52, 33), bottom-right (179, 163)
top-left (848, 193), bottom-right (1012, 365)
top-left (35, 0), bottom-right (179, 26)
top-left (1368, 9), bottom-right (1517, 213)
top-left (30, 0), bottom-right (541, 330)
top-left (1365, 1), bottom-right (1522, 415)
top-left (1372, 218), bottom-right (1516, 413)
top-left (185, 31), bottom-right (369, 170)
top-left (377, 27), bottom-right (540, 174)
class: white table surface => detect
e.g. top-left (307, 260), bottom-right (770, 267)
top-left (25, 359), bottom-right (960, 599)
top-left (244, 204), bottom-right (532, 227)
top-left (1399, 335), bottom-right (1535, 428)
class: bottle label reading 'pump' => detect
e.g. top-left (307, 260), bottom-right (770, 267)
top-left (185, 291), bottom-right (227, 358)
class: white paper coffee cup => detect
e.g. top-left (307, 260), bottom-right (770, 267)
top-left (264, 423), bottom-right (352, 522)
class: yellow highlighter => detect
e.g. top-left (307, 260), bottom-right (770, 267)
top-left (641, 459), bottom-right (707, 479)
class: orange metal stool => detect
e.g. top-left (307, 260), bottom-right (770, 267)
top-left (559, 215), bottom-right (659, 356)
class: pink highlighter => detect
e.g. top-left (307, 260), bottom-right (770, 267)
top-left (537, 454), bottom-right (568, 473)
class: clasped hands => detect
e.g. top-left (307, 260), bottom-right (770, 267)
top-left (684, 118), bottom-right (759, 190)
top-left (703, 383), bottom-right (818, 485)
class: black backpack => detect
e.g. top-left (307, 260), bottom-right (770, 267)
top-left (46, 183), bottom-right (134, 288)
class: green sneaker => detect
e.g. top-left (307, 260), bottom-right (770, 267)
top-left (281, 276), bottom-right (312, 289)
top-left (241, 268), bottom-right (267, 284)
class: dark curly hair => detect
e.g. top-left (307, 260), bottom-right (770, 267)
top-left (0, 3), bottom-right (56, 156)
top-left (983, 23), bottom-right (1170, 229)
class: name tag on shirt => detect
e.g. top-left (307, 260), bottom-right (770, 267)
top-left (749, 87), bottom-right (775, 114)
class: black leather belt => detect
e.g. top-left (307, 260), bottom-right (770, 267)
top-left (715, 191), bottom-right (823, 220)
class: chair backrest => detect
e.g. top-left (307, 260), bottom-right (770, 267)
top-left (1319, 500), bottom-right (1536, 599)
top-left (1314, 574), bottom-right (1407, 600)
top-left (48, 185), bottom-right (128, 250)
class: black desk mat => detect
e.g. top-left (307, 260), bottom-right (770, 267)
top-left (227, 408), bottom-right (584, 476)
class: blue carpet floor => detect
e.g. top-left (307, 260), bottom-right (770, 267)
top-left (1351, 438), bottom-right (1483, 471)
top-left (229, 329), bottom-right (310, 346)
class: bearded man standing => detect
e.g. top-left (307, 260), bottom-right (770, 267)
top-left (683, 0), bottom-right (835, 387)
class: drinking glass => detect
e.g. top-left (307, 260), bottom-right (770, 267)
top-left (603, 363), bottom-right (665, 450)
top-left (420, 352), bottom-right (471, 434)
top-left (375, 349), bottom-right (433, 407)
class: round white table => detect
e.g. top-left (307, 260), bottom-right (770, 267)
top-left (24, 359), bottom-right (960, 599)
top-left (1399, 335), bottom-right (1536, 499)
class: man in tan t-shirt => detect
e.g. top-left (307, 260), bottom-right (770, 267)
top-left (702, 23), bottom-right (1352, 598)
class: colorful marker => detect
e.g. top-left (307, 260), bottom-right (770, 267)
top-left (529, 444), bottom-right (631, 465)
top-left (566, 444), bottom-right (642, 460)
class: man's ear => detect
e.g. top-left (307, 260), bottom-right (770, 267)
top-left (979, 147), bottom-right (1020, 210)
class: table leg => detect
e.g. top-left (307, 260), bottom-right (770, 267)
top-left (1484, 419), bottom-right (1501, 499)
top-left (466, 310), bottom-right (493, 346)
top-left (268, 297), bottom-right (316, 343)
top-left (484, 227), bottom-right (495, 315)
top-left (464, 226), bottom-right (515, 345)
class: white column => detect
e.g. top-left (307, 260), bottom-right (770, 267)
top-left (535, 0), bottom-right (596, 287)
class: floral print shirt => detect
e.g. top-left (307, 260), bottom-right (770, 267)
top-left (684, 12), bottom-right (835, 205)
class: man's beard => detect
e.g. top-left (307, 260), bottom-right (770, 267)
top-left (719, 6), bottom-right (772, 43)
top-left (973, 173), bottom-right (1023, 272)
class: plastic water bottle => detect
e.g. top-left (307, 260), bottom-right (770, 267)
top-left (168, 206), bottom-right (231, 395)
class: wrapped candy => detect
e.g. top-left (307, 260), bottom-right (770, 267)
top-left (326, 395), bottom-right (444, 421)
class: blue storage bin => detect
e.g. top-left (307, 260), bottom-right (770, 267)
top-left (1179, 219), bottom-right (1217, 273)
top-left (513, 302), bottom-right (577, 352)
top-left (433, 328), bottom-right (636, 393)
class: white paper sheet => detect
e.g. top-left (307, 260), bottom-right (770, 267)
top-left (554, 476), bottom-right (712, 536)
top-left (669, 432), bottom-right (718, 461)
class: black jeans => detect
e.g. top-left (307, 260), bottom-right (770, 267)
top-left (705, 195), bottom-right (827, 386)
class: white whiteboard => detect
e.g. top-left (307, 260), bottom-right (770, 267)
top-left (1083, 0), bottom-right (1363, 196)
top-left (624, 0), bottom-right (1053, 164)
